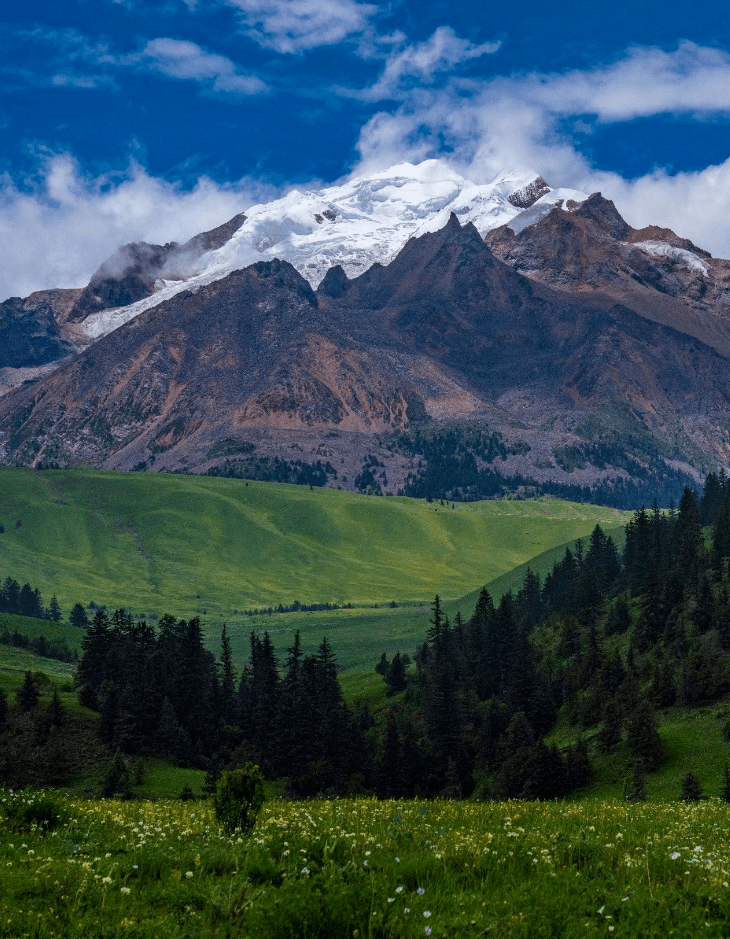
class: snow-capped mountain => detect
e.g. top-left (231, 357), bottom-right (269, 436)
top-left (4, 157), bottom-right (730, 506)
top-left (77, 160), bottom-right (587, 340)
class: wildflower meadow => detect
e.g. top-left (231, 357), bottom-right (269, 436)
top-left (3, 791), bottom-right (730, 937)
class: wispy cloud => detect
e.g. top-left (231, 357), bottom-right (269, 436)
top-left (223, 0), bottom-right (378, 53)
top-left (141, 38), bottom-right (267, 94)
top-left (0, 154), bottom-right (282, 300)
top-left (2, 26), bottom-right (266, 97)
top-left (345, 26), bottom-right (501, 101)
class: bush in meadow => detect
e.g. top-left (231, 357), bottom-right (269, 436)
top-left (214, 764), bottom-right (265, 834)
top-left (681, 772), bottom-right (703, 801)
top-left (2, 789), bottom-right (63, 832)
top-left (101, 750), bottom-right (133, 799)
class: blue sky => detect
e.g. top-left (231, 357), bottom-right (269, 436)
top-left (2, 0), bottom-right (730, 298)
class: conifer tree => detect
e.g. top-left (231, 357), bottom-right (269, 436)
top-left (597, 700), bottom-right (623, 754)
top-left (626, 700), bottom-right (665, 772)
top-left (77, 608), bottom-right (111, 709)
top-left (16, 670), bottom-right (39, 711)
top-left (45, 688), bottom-right (64, 730)
top-left (625, 760), bottom-right (647, 801)
top-left (680, 772), bottom-right (703, 801)
top-left (385, 652), bottom-right (409, 695)
top-left (219, 624), bottom-right (237, 725)
top-left (694, 574), bottom-right (715, 634)
top-left (69, 602), bottom-right (90, 629)
top-left (712, 500), bottom-right (730, 575)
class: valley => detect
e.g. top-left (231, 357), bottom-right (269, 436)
top-left (0, 467), bottom-right (628, 668)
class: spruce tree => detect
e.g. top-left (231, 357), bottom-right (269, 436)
top-left (219, 624), bottom-right (237, 725)
top-left (16, 670), bottom-right (39, 711)
top-left (69, 603), bottom-right (90, 629)
top-left (625, 760), bottom-right (647, 801)
top-left (680, 772), bottom-right (703, 801)
top-left (626, 700), bottom-right (665, 772)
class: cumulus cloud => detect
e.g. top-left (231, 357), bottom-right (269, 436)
top-left (352, 42), bottom-right (730, 257)
top-left (224, 0), bottom-right (377, 53)
top-left (346, 26), bottom-right (501, 101)
top-left (0, 155), bottom-right (282, 301)
top-left (141, 38), bottom-right (267, 94)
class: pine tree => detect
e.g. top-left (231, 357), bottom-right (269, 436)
top-left (626, 700), bottom-right (665, 772)
top-left (156, 697), bottom-right (184, 757)
top-left (77, 608), bottom-right (111, 709)
top-left (712, 499), bottom-right (730, 575)
top-left (694, 574), bottom-right (715, 633)
top-left (597, 700), bottom-right (623, 754)
top-left (625, 760), bottom-right (647, 801)
top-left (69, 603), bottom-right (90, 629)
top-left (605, 596), bottom-right (631, 636)
top-left (385, 652), bottom-right (409, 695)
top-left (680, 772), bottom-right (703, 801)
top-left (16, 670), bottom-right (39, 711)
top-left (101, 750), bottom-right (133, 799)
top-left (46, 688), bottom-right (64, 729)
top-left (47, 595), bottom-right (61, 622)
top-left (375, 652), bottom-right (389, 676)
top-left (219, 624), bottom-right (237, 725)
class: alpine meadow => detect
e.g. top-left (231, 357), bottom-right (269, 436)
top-left (7, 0), bottom-right (730, 932)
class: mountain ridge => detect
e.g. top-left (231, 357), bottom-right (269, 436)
top-left (1, 160), bottom-right (729, 505)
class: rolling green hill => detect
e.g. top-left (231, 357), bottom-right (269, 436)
top-left (0, 467), bottom-right (630, 620)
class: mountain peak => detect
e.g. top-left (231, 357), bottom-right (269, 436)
top-left (69, 160), bottom-right (588, 342)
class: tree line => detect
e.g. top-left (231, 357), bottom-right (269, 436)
top-left (75, 611), bottom-right (363, 796)
top-left (11, 470), bottom-right (730, 799)
top-left (0, 576), bottom-right (61, 622)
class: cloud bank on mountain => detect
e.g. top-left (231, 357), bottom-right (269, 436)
top-left (0, 155), bottom-right (279, 300)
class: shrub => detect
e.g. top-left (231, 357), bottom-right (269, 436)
top-left (2, 790), bottom-right (63, 832)
top-left (213, 764), bottom-right (264, 834)
top-left (681, 772), bottom-right (703, 802)
top-left (101, 750), bottom-right (133, 799)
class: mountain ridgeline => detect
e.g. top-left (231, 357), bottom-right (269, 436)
top-left (1, 161), bottom-right (730, 507)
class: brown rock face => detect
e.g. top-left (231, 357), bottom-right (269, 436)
top-left (2, 212), bottom-right (730, 496)
top-left (0, 289), bottom-right (78, 369)
top-left (485, 193), bottom-right (730, 357)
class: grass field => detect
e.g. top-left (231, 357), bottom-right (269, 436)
top-left (0, 468), bottom-right (629, 614)
top-left (4, 792), bottom-right (730, 938)
top-left (0, 467), bottom-right (630, 671)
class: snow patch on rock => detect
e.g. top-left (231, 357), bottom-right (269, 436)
top-left (633, 240), bottom-right (709, 276)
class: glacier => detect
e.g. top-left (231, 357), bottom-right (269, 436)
top-left (80, 159), bottom-right (587, 341)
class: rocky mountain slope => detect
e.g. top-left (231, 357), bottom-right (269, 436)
top-left (1, 160), bottom-right (729, 506)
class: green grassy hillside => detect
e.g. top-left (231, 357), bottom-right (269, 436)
top-left (0, 466), bottom-right (629, 618)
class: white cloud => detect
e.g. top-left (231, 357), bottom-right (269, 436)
top-left (4, 27), bottom-right (267, 97)
top-left (224, 0), bottom-right (377, 53)
top-left (0, 155), bottom-right (282, 301)
top-left (141, 37), bottom-right (267, 94)
top-left (347, 26), bottom-right (501, 101)
top-left (352, 42), bottom-right (730, 257)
